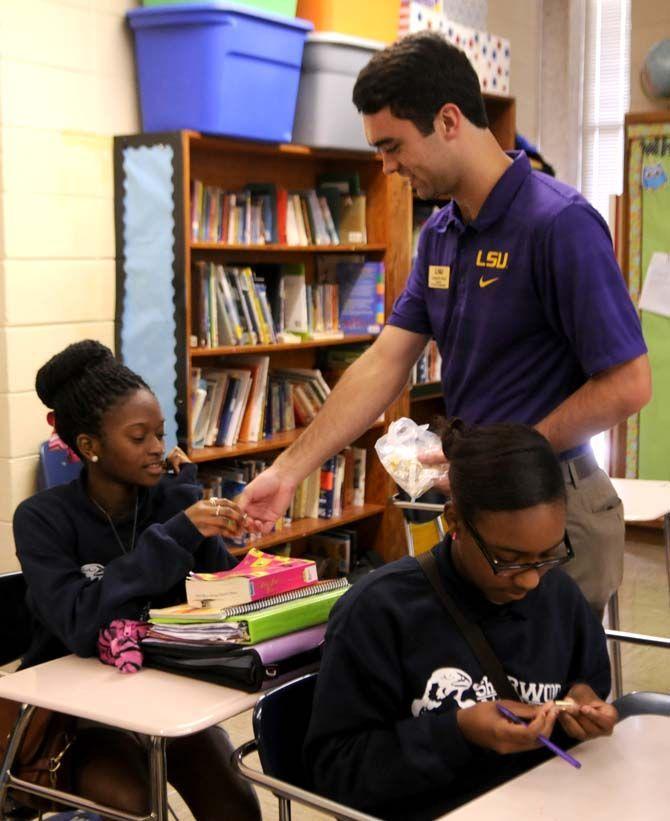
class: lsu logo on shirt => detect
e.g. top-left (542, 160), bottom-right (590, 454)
top-left (476, 250), bottom-right (509, 270)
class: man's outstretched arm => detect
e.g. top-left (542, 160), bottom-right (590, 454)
top-left (239, 325), bottom-right (429, 532)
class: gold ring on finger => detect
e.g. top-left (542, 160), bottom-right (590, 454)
top-left (215, 505), bottom-right (222, 517)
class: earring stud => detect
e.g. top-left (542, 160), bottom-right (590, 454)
top-left (90, 455), bottom-right (99, 463)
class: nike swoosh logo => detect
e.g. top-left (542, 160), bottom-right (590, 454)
top-left (479, 276), bottom-right (500, 288)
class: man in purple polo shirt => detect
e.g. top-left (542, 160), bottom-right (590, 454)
top-left (240, 32), bottom-right (651, 616)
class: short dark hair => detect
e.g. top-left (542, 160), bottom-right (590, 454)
top-left (439, 418), bottom-right (566, 524)
top-left (352, 31), bottom-right (488, 135)
top-left (35, 340), bottom-right (150, 458)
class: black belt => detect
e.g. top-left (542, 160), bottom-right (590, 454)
top-left (560, 450), bottom-right (599, 485)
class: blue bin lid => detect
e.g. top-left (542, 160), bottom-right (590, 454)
top-left (127, 2), bottom-right (313, 32)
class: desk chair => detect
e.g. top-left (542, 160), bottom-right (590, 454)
top-left (391, 489), bottom-right (447, 557)
top-left (0, 572), bottom-right (38, 821)
top-left (234, 673), bottom-right (377, 821)
top-left (605, 478), bottom-right (670, 699)
top-left (37, 443), bottom-right (81, 492)
top-left (613, 690), bottom-right (670, 719)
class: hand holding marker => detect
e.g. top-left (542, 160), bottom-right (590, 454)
top-left (496, 702), bottom-right (582, 769)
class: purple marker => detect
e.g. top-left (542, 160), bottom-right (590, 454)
top-left (496, 702), bottom-right (582, 769)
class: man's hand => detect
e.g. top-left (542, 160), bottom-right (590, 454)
top-left (558, 684), bottom-right (618, 741)
top-left (456, 700), bottom-right (559, 755)
top-left (418, 449), bottom-right (451, 495)
top-left (237, 464), bottom-right (297, 535)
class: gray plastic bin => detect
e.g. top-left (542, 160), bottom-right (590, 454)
top-left (292, 32), bottom-right (384, 151)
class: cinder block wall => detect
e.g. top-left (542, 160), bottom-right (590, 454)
top-left (0, 0), bottom-right (140, 569)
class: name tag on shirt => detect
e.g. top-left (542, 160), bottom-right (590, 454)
top-left (428, 265), bottom-right (451, 289)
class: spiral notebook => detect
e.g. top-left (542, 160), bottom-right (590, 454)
top-left (220, 577), bottom-right (349, 617)
top-left (149, 577), bottom-right (350, 624)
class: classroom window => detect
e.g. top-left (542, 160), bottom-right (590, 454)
top-left (581, 0), bottom-right (630, 220)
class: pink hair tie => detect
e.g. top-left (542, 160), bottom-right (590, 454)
top-left (98, 619), bottom-right (149, 674)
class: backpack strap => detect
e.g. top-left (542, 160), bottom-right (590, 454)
top-left (416, 550), bottom-right (518, 701)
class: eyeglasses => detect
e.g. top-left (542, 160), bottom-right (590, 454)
top-left (463, 518), bottom-right (574, 576)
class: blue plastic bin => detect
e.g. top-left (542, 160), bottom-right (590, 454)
top-left (127, 3), bottom-right (313, 141)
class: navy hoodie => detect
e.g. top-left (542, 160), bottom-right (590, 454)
top-left (13, 463), bottom-right (236, 668)
top-left (304, 538), bottom-right (610, 820)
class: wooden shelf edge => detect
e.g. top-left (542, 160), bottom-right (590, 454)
top-left (409, 382), bottom-right (443, 402)
top-left (189, 429), bottom-right (303, 461)
top-left (188, 419), bottom-right (385, 462)
top-left (229, 503), bottom-right (386, 555)
top-left (191, 242), bottom-right (386, 253)
top-left (190, 334), bottom-right (375, 356)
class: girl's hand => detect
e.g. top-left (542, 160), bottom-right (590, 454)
top-left (456, 700), bottom-right (559, 755)
top-left (558, 684), bottom-right (618, 741)
top-left (166, 445), bottom-right (191, 474)
top-left (184, 498), bottom-right (244, 539)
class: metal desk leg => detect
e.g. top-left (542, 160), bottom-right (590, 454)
top-left (607, 591), bottom-right (623, 700)
top-left (664, 513), bottom-right (670, 607)
top-left (0, 704), bottom-right (36, 813)
top-left (149, 736), bottom-right (168, 821)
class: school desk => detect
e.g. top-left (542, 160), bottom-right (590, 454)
top-left (0, 654), bottom-right (261, 821)
top-left (440, 714), bottom-right (670, 820)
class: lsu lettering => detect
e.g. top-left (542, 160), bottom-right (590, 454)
top-left (475, 250), bottom-right (509, 270)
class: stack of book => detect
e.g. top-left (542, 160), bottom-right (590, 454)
top-left (142, 549), bottom-right (350, 691)
top-left (191, 180), bottom-right (342, 246)
top-left (192, 258), bottom-right (385, 350)
top-left (190, 363), bottom-right (332, 448)
top-left (192, 262), bottom-right (277, 348)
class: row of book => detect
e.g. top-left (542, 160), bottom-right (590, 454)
top-left (190, 174), bottom-right (368, 247)
top-left (411, 340), bottom-right (443, 386)
top-left (195, 448), bottom-right (366, 545)
top-left (143, 549), bottom-right (350, 691)
top-left (192, 259), bottom-right (385, 349)
top-left (191, 362), bottom-right (330, 448)
top-left (287, 446), bottom-right (366, 522)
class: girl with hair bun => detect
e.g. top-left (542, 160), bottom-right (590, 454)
top-left (305, 418), bottom-right (617, 820)
top-left (13, 340), bottom-right (260, 820)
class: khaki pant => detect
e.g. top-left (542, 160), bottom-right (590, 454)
top-left (564, 467), bottom-right (624, 617)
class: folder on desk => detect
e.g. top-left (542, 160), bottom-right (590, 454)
top-left (228, 586), bottom-right (346, 644)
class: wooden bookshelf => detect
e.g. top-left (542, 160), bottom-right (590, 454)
top-left (228, 503), bottom-right (386, 556)
top-left (114, 130), bottom-right (407, 562)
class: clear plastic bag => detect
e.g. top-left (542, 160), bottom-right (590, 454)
top-left (374, 417), bottom-right (448, 501)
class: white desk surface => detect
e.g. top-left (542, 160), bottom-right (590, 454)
top-left (441, 714), bottom-right (670, 820)
top-left (0, 655), bottom-right (259, 737)
top-left (611, 477), bottom-right (670, 522)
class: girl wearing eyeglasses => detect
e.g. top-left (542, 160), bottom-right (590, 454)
top-left (305, 418), bottom-right (617, 820)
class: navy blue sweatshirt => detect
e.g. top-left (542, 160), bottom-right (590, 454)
top-left (304, 538), bottom-right (610, 820)
top-left (13, 464), bottom-right (236, 668)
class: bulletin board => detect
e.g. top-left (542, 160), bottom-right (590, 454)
top-left (622, 114), bottom-right (670, 480)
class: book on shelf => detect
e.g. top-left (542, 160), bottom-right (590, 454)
top-left (185, 547), bottom-right (319, 608)
top-left (336, 260), bottom-right (385, 335)
top-left (306, 531), bottom-right (353, 577)
top-left (190, 179), bottom-right (349, 248)
top-left (411, 339), bottom-right (443, 386)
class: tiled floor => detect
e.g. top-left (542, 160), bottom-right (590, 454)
top-left (165, 527), bottom-right (670, 820)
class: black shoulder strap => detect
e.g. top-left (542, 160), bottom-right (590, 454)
top-left (416, 550), bottom-right (517, 701)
